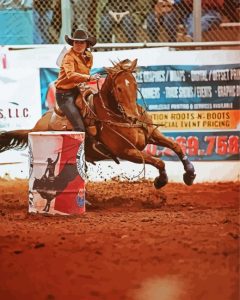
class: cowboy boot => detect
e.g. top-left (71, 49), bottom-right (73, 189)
top-left (88, 136), bottom-right (119, 164)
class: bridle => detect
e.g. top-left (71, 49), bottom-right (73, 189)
top-left (108, 69), bottom-right (138, 122)
top-left (95, 70), bottom-right (156, 129)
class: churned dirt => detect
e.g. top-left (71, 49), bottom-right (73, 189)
top-left (0, 179), bottom-right (239, 300)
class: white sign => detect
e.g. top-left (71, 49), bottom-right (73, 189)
top-left (0, 68), bottom-right (41, 130)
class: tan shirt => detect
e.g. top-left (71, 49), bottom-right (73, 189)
top-left (55, 48), bottom-right (93, 90)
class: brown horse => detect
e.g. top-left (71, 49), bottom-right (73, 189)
top-left (0, 59), bottom-right (196, 188)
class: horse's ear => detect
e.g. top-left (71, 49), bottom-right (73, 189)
top-left (130, 59), bottom-right (138, 72)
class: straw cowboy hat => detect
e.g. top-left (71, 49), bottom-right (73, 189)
top-left (65, 29), bottom-right (97, 47)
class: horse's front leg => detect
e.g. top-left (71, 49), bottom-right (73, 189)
top-left (119, 148), bottom-right (168, 189)
top-left (149, 129), bottom-right (196, 186)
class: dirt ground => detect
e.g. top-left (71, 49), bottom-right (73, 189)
top-left (0, 179), bottom-right (239, 300)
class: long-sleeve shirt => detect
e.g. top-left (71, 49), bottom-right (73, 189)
top-left (55, 48), bottom-right (93, 90)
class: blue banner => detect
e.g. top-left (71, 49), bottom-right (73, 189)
top-left (145, 131), bottom-right (239, 161)
top-left (136, 64), bottom-right (240, 111)
top-left (40, 68), bottom-right (58, 114)
top-left (40, 68), bottom-right (239, 161)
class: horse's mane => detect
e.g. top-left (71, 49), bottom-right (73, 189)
top-left (105, 59), bottom-right (136, 74)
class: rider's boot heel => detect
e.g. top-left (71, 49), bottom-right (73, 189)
top-left (88, 137), bottom-right (119, 164)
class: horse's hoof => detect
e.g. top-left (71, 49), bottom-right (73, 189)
top-left (154, 175), bottom-right (168, 189)
top-left (183, 158), bottom-right (195, 173)
top-left (184, 163), bottom-right (195, 174)
top-left (183, 172), bottom-right (196, 186)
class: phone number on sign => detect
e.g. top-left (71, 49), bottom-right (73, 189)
top-left (145, 135), bottom-right (239, 157)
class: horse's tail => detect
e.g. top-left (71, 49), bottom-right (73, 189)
top-left (0, 129), bottom-right (32, 153)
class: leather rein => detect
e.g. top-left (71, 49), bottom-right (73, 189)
top-left (96, 70), bottom-right (150, 129)
top-left (81, 71), bottom-right (146, 129)
top-left (82, 71), bottom-right (162, 131)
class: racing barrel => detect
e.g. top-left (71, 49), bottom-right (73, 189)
top-left (28, 131), bottom-right (86, 215)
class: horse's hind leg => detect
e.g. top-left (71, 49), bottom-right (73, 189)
top-left (42, 202), bottom-right (48, 212)
top-left (120, 149), bottom-right (168, 189)
top-left (149, 130), bottom-right (196, 185)
top-left (43, 199), bottom-right (51, 212)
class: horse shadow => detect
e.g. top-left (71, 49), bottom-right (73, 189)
top-left (32, 163), bottom-right (79, 212)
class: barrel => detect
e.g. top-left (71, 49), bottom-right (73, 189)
top-left (28, 131), bottom-right (85, 215)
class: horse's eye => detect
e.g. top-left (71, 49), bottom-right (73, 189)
top-left (117, 87), bottom-right (122, 92)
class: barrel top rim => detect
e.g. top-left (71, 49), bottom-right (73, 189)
top-left (29, 131), bottom-right (85, 135)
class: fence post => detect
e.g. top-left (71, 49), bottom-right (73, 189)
top-left (193, 0), bottom-right (202, 42)
top-left (59, 0), bottom-right (72, 43)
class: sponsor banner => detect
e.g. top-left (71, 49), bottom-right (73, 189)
top-left (145, 131), bottom-right (239, 161)
top-left (149, 110), bottom-right (239, 130)
top-left (0, 68), bottom-right (41, 130)
top-left (137, 64), bottom-right (240, 110)
top-left (40, 64), bottom-right (240, 114)
top-left (39, 68), bottom-right (239, 161)
top-left (39, 52), bottom-right (240, 162)
top-left (40, 68), bottom-right (58, 113)
top-left (6, 47), bottom-right (240, 70)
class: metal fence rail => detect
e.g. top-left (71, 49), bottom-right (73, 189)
top-left (0, 0), bottom-right (239, 45)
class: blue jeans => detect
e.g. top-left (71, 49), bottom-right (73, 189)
top-left (56, 89), bottom-right (85, 131)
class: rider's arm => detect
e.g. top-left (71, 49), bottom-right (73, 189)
top-left (53, 152), bottom-right (60, 165)
top-left (62, 54), bottom-right (93, 83)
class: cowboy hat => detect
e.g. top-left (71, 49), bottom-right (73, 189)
top-left (65, 29), bottom-right (97, 47)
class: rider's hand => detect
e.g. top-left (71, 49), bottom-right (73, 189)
top-left (90, 73), bottom-right (101, 81)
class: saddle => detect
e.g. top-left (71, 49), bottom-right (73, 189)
top-left (49, 88), bottom-right (120, 164)
top-left (49, 89), bottom-right (97, 136)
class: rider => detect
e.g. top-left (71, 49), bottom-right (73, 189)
top-left (44, 152), bottom-right (60, 183)
top-left (55, 29), bottom-right (114, 158)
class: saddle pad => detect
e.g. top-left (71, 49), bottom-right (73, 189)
top-left (49, 111), bottom-right (73, 131)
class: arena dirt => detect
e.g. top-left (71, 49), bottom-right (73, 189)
top-left (0, 179), bottom-right (239, 300)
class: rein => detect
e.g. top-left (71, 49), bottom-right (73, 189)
top-left (96, 78), bottom-right (147, 129)
top-left (82, 76), bottom-right (163, 132)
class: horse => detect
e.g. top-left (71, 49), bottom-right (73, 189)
top-left (0, 58), bottom-right (196, 189)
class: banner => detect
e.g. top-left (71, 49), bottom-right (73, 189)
top-left (137, 64), bottom-right (240, 110)
top-left (0, 46), bottom-right (8, 69)
top-left (40, 68), bottom-right (58, 113)
top-left (40, 52), bottom-right (239, 161)
top-left (145, 131), bottom-right (239, 161)
top-left (0, 69), bottom-right (41, 130)
top-left (149, 110), bottom-right (239, 130)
